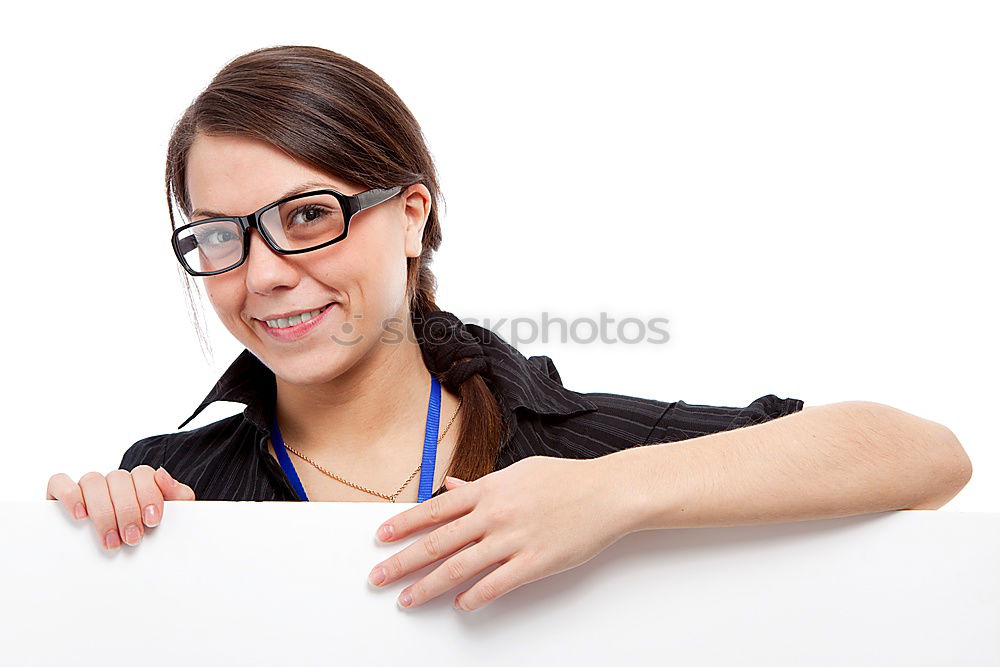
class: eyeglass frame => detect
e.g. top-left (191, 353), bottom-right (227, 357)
top-left (171, 184), bottom-right (406, 276)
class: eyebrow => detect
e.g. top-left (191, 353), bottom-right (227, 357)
top-left (190, 180), bottom-right (342, 219)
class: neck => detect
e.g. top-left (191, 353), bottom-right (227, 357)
top-left (272, 316), bottom-right (435, 461)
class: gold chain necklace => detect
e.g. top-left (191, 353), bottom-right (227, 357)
top-left (282, 397), bottom-right (463, 502)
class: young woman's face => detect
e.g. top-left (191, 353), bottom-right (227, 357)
top-left (185, 132), bottom-right (430, 383)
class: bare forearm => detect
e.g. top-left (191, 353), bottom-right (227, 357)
top-left (596, 401), bottom-right (973, 534)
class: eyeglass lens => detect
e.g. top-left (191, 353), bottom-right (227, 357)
top-left (176, 193), bottom-right (347, 274)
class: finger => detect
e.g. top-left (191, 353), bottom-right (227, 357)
top-left (153, 467), bottom-right (197, 500)
top-left (129, 465), bottom-right (165, 528)
top-left (370, 512), bottom-right (485, 588)
top-left (46, 473), bottom-right (88, 520)
top-left (397, 539), bottom-right (503, 609)
top-left (376, 485), bottom-right (477, 543)
top-left (78, 472), bottom-right (122, 551)
top-left (453, 556), bottom-right (529, 612)
top-left (106, 469), bottom-right (145, 547)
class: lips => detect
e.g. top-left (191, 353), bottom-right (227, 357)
top-left (255, 301), bottom-right (337, 323)
top-left (256, 302), bottom-right (338, 342)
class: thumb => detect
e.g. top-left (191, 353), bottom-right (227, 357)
top-left (155, 466), bottom-right (197, 500)
top-left (444, 475), bottom-right (469, 489)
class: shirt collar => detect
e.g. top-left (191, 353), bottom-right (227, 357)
top-left (177, 319), bottom-right (598, 433)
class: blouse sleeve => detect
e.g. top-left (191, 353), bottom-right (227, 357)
top-left (118, 434), bottom-right (167, 472)
top-left (643, 394), bottom-right (805, 446)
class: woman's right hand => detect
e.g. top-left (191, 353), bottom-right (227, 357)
top-left (46, 465), bottom-right (196, 551)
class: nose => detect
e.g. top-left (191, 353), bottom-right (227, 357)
top-left (243, 228), bottom-right (300, 295)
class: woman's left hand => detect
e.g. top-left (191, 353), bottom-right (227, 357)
top-left (367, 455), bottom-right (634, 611)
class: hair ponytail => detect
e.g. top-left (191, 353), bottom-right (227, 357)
top-left (411, 298), bottom-right (504, 483)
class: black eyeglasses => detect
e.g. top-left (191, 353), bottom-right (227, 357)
top-left (171, 185), bottom-right (405, 276)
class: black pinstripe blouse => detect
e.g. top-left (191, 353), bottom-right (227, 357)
top-left (119, 321), bottom-right (805, 502)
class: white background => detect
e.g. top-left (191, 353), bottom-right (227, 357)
top-left (2, 1), bottom-right (995, 510)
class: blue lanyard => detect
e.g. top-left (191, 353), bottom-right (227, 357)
top-left (270, 372), bottom-right (441, 503)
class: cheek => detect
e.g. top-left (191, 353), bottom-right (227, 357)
top-left (204, 278), bottom-right (243, 321)
top-left (362, 244), bottom-right (409, 314)
top-left (332, 225), bottom-right (410, 305)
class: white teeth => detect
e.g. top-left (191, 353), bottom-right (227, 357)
top-left (265, 306), bottom-right (328, 329)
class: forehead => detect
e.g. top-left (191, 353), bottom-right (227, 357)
top-left (185, 132), bottom-right (354, 218)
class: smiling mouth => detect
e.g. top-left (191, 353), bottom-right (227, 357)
top-left (257, 302), bottom-right (336, 329)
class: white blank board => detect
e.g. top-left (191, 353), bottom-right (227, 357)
top-left (3, 502), bottom-right (998, 666)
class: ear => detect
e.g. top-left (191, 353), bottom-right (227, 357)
top-left (402, 183), bottom-right (432, 258)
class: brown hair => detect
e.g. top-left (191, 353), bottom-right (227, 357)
top-left (164, 45), bottom-right (503, 482)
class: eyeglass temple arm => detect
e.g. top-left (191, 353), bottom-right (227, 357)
top-left (176, 235), bottom-right (198, 256)
top-left (354, 186), bottom-right (404, 212)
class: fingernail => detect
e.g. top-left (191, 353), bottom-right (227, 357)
top-left (398, 591), bottom-right (413, 608)
top-left (143, 504), bottom-right (159, 527)
top-left (446, 476), bottom-right (468, 485)
top-left (73, 502), bottom-right (87, 520)
top-left (368, 566), bottom-right (386, 586)
top-left (105, 530), bottom-right (121, 550)
top-left (124, 524), bottom-right (141, 546)
top-left (378, 524), bottom-right (393, 541)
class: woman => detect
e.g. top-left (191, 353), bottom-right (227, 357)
top-left (46, 45), bottom-right (972, 612)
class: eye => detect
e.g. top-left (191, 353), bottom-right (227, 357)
top-left (289, 204), bottom-right (335, 227)
top-left (202, 229), bottom-right (238, 246)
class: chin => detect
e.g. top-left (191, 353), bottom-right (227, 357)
top-left (265, 352), bottom-right (349, 386)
